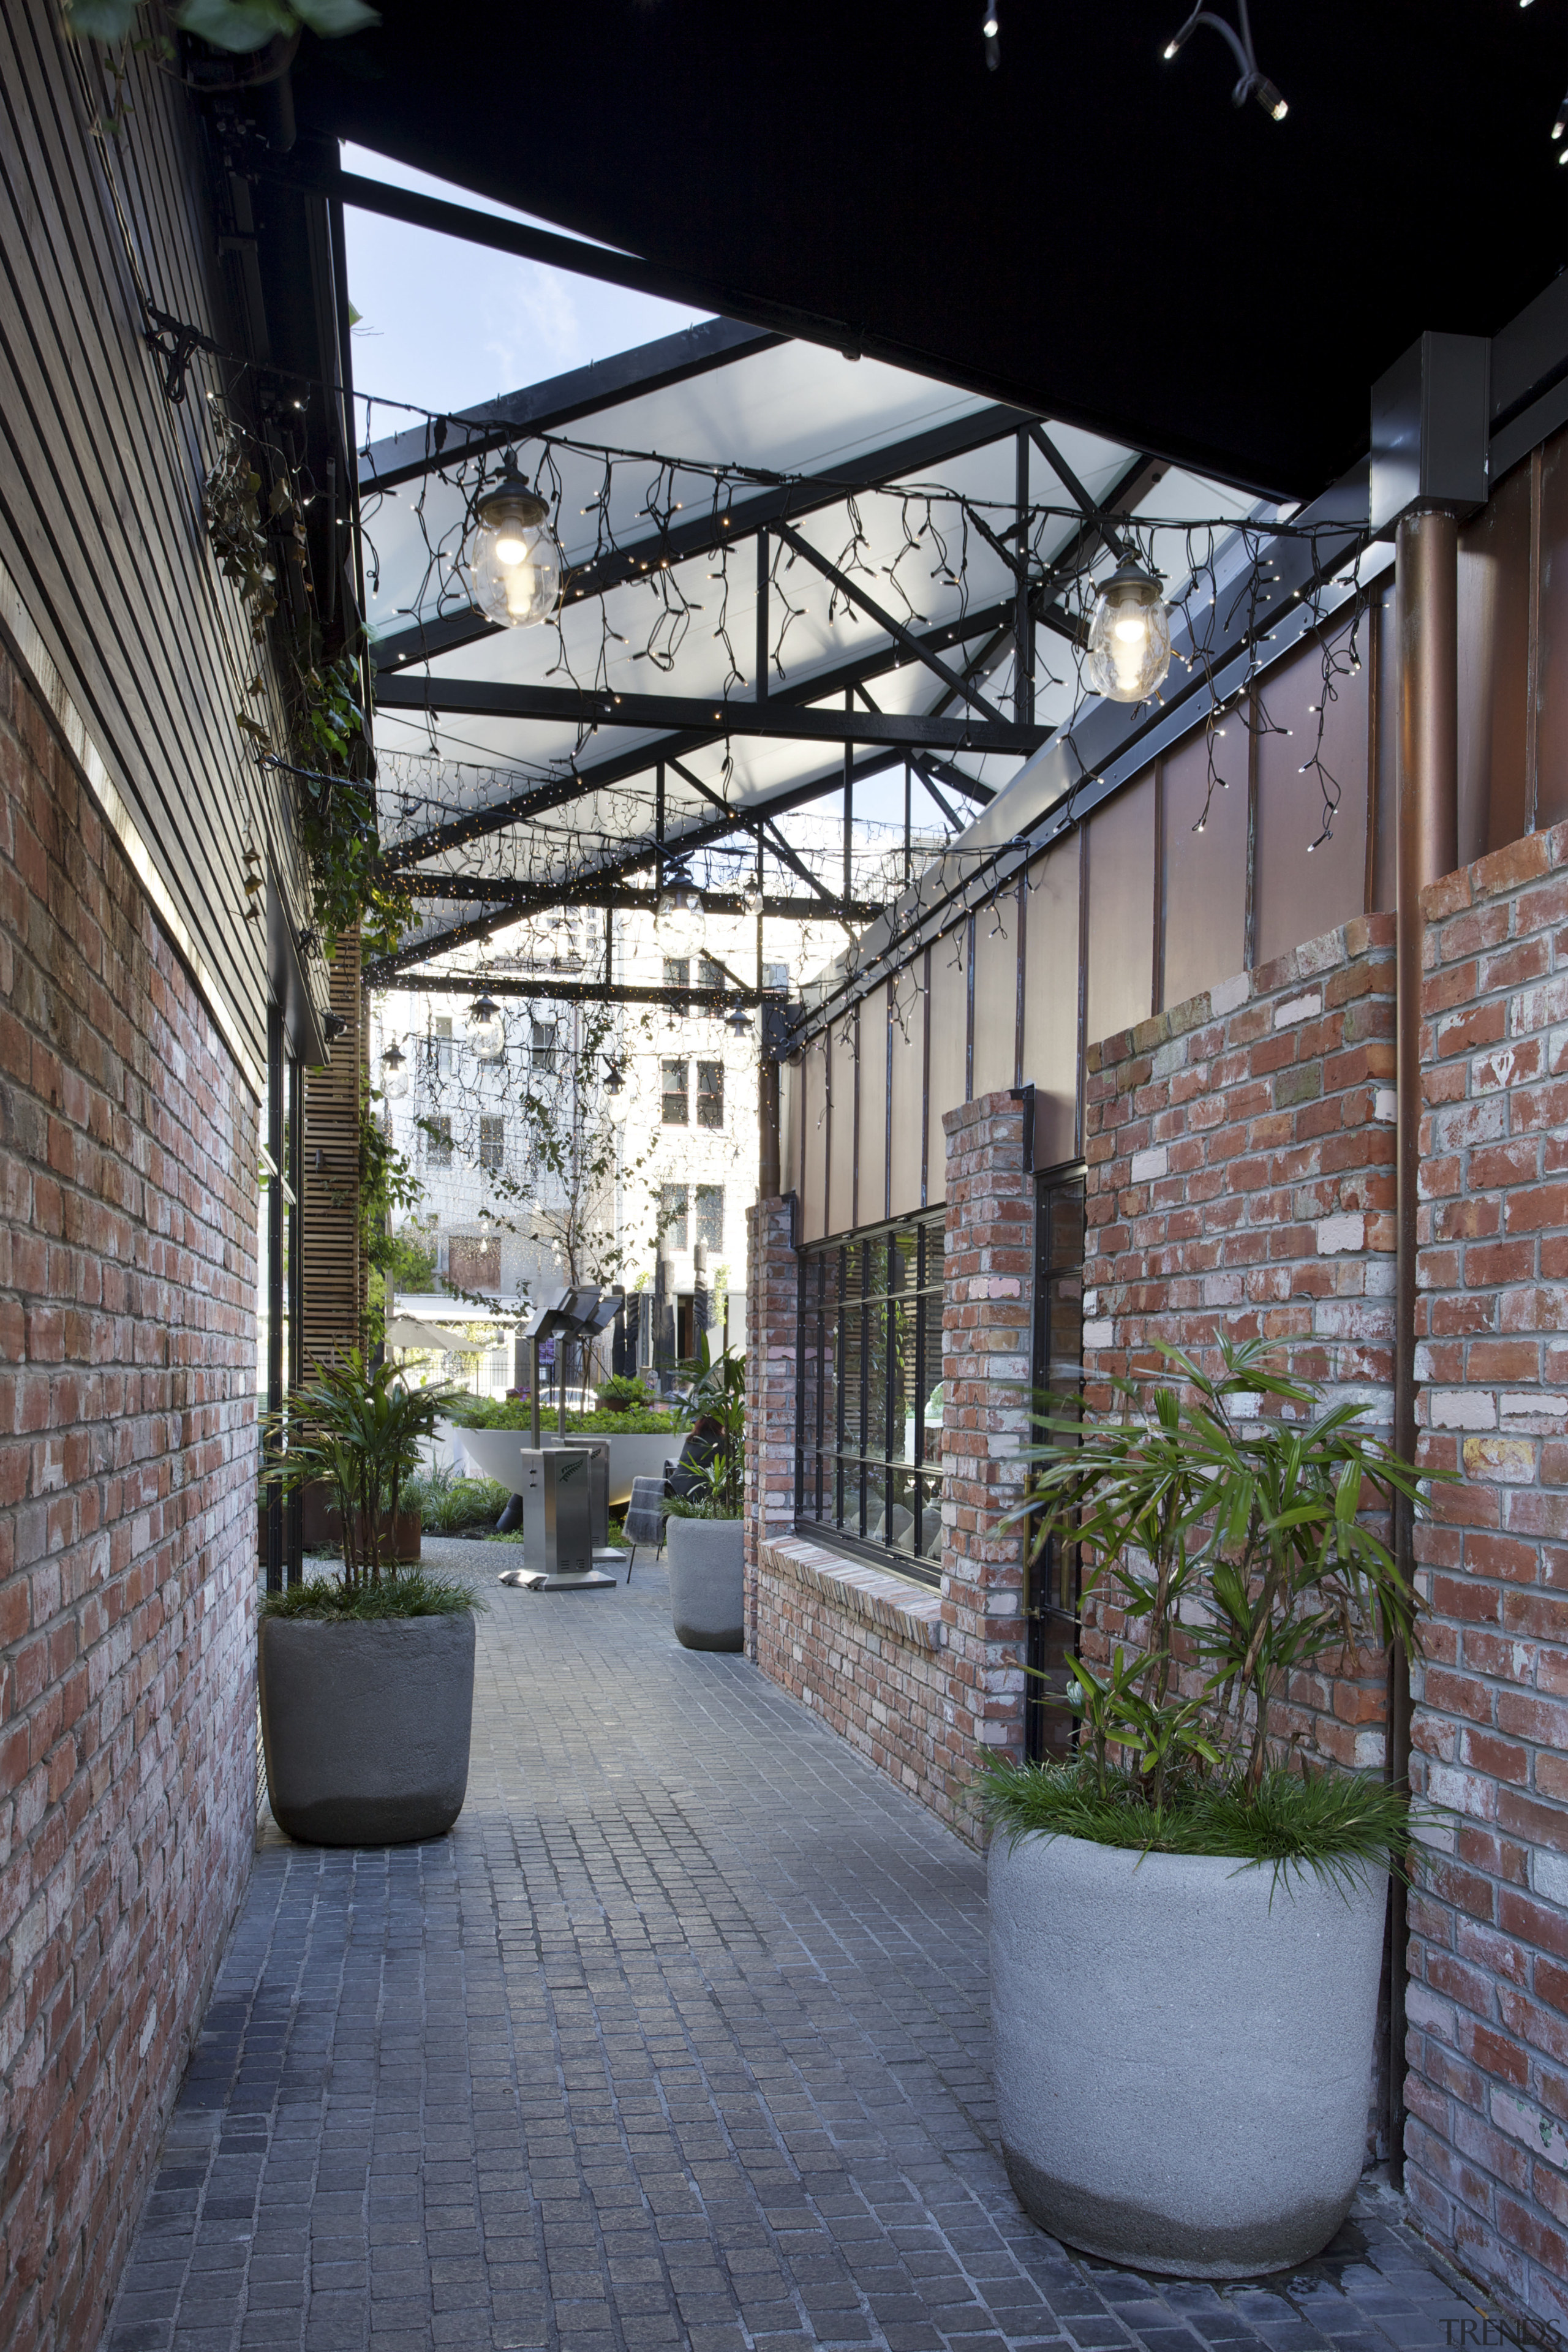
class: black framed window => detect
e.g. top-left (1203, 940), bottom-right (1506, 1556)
top-left (796, 1210), bottom-right (945, 1586)
top-left (696, 1060), bottom-right (724, 1129)
top-left (1025, 1164), bottom-right (1086, 1762)
top-left (660, 1058), bottom-right (688, 1123)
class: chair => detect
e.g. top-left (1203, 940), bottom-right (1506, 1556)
top-left (622, 1476), bottom-right (665, 1580)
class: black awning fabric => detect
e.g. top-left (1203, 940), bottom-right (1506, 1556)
top-left (292, 0), bottom-right (1567, 499)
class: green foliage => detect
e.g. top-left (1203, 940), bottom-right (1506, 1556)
top-left (597, 1374), bottom-right (650, 1409)
top-left (378, 1227), bottom-right (439, 1292)
top-left (262, 1352), bottom-right (459, 1591)
top-left (401, 1466), bottom-right (513, 1535)
top-left (261, 1571), bottom-right (478, 1622)
top-left (674, 1332), bottom-right (745, 1516)
top-left (450, 1396), bottom-right (685, 1435)
top-left (980, 1754), bottom-right (1427, 1891)
top-left (1007, 1337), bottom-right (1445, 1815)
top-left (660, 1455), bottom-right (741, 1523)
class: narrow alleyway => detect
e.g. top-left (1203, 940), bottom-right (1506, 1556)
top-left (104, 1547), bottom-right (1476, 2352)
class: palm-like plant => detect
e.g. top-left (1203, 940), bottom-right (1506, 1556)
top-left (669, 1332), bottom-right (745, 1518)
top-left (263, 1352), bottom-right (460, 1591)
top-left (1008, 1337), bottom-right (1436, 1811)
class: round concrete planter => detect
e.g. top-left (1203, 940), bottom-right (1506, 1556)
top-left (454, 1425), bottom-right (679, 1508)
top-left (988, 1828), bottom-right (1387, 2277)
top-left (666, 1516), bottom-right (744, 1651)
top-left (258, 1611), bottom-right (476, 1845)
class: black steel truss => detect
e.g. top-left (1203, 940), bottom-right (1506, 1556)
top-left (369, 399), bottom-right (1033, 675)
top-left (375, 594), bottom-right (1012, 872)
top-left (402, 875), bottom-right (881, 919)
top-left (389, 971), bottom-right (764, 1012)
top-left (358, 319), bottom-right (782, 493)
top-left (374, 671), bottom-right (1046, 755)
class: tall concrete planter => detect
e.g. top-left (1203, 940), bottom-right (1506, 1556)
top-left (259, 1612), bottom-right (477, 1845)
top-left (666, 1516), bottom-right (744, 1651)
top-left (988, 1828), bottom-right (1387, 2277)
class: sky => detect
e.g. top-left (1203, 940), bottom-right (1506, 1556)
top-left (341, 145), bottom-right (710, 426)
top-left (341, 146), bottom-right (960, 845)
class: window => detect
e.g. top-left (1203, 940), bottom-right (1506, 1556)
top-left (449, 1235), bottom-right (500, 1291)
top-left (432, 1016), bottom-right (453, 1076)
top-left (697, 954), bottom-right (725, 990)
top-left (425, 1114), bottom-right (453, 1167)
top-left (530, 1020), bottom-right (557, 1071)
top-left (662, 956), bottom-right (690, 989)
top-left (696, 1060), bottom-right (724, 1129)
top-left (797, 1210), bottom-right (945, 1585)
top-left (659, 1185), bottom-right (688, 1251)
top-left (479, 1115), bottom-right (505, 1172)
top-left (763, 961), bottom-right (790, 992)
top-left (661, 1058), bottom-right (688, 1123)
top-left (695, 1185), bottom-right (724, 1251)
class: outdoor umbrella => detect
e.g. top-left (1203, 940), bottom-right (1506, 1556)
top-left (383, 1316), bottom-right (473, 1352)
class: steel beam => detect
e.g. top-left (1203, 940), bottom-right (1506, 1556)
top-left (403, 875), bottom-right (882, 919)
top-left (358, 320), bottom-right (782, 492)
top-left (383, 971), bottom-right (764, 1011)
top-left (377, 597), bottom-right (1009, 869)
top-left (772, 523), bottom-right (1011, 725)
top-left (374, 671), bottom-right (1046, 753)
top-left (370, 401), bottom-right (1033, 675)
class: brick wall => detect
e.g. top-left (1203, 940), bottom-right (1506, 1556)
top-left (938, 1091), bottom-right (1036, 1792)
top-left (745, 1093), bottom-right (1036, 1844)
top-left (0, 644), bottom-right (259, 2350)
top-left (1407, 826), bottom-right (1568, 2328)
top-left (753, 1534), bottom-right (951, 1807)
top-left (1080, 918), bottom-right (1398, 1771)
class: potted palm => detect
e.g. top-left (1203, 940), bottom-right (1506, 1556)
top-left (985, 1339), bottom-right (1438, 2278)
top-left (663, 1337), bottom-right (745, 1651)
top-left (260, 1354), bottom-right (481, 1845)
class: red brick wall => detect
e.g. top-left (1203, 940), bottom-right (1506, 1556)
top-left (753, 1534), bottom-right (952, 1812)
top-left (1080, 918), bottom-right (1399, 1768)
top-left (745, 1092), bottom-right (1036, 1842)
top-left (0, 646), bottom-right (259, 2351)
top-left (939, 1091), bottom-right (1035, 1783)
top-left (1408, 825), bottom-right (1568, 2328)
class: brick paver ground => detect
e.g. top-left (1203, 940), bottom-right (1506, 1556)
top-left (102, 1542), bottom-right (1485, 2352)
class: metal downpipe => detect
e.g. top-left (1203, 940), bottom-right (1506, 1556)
top-left (1388, 507), bottom-right (1460, 2180)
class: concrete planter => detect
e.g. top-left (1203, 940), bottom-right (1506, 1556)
top-left (988, 1828), bottom-right (1386, 2277)
top-left (454, 1425), bottom-right (679, 1508)
top-left (258, 1611), bottom-right (476, 1845)
top-left (666, 1516), bottom-right (744, 1651)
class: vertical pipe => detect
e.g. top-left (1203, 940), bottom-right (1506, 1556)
top-left (903, 760), bottom-right (912, 888)
top-left (1389, 504), bottom-right (1460, 2183)
top-left (756, 527), bottom-right (769, 701)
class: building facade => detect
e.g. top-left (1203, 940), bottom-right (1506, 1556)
top-left (746, 330), bottom-right (1568, 2324)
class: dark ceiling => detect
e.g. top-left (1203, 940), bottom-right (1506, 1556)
top-left (292, 0), bottom-right (1568, 500)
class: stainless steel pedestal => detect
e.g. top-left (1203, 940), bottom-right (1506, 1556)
top-left (495, 1446), bottom-right (624, 1591)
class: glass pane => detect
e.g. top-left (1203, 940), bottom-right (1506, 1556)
top-left (889, 1297), bottom-right (916, 1462)
top-left (864, 1301), bottom-right (889, 1465)
top-left (840, 1300), bottom-right (864, 1452)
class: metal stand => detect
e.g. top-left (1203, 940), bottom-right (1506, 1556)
top-left (496, 1287), bottom-right (627, 1594)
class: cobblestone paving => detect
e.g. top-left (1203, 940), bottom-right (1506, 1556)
top-left (104, 1541), bottom-right (1482, 2352)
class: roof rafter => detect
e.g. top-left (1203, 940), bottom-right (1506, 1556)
top-left (369, 400), bottom-right (1032, 675)
top-left (376, 593), bottom-right (1011, 869)
top-left (358, 320), bottom-right (783, 492)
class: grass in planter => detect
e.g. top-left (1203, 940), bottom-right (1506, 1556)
top-left (981, 1753), bottom-right (1424, 1893)
top-left (262, 1572), bottom-right (483, 1621)
top-left (401, 1466), bottom-right (513, 1534)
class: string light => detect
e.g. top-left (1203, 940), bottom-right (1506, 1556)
top-left (1162, 2), bottom-right (1288, 119)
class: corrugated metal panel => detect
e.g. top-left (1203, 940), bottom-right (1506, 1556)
top-left (1254, 632), bottom-right (1370, 970)
top-left (1085, 771), bottom-right (1156, 1050)
top-left (1458, 451), bottom-right (1531, 863)
top-left (925, 930), bottom-right (967, 1208)
top-left (799, 1030), bottom-right (829, 1243)
top-left (970, 897), bottom-right (1020, 1103)
top-left (887, 966), bottom-right (924, 1219)
top-left (1162, 728), bottom-right (1248, 1012)
top-left (1020, 835), bottom-right (1080, 1172)
top-left (855, 981), bottom-right (889, 1226)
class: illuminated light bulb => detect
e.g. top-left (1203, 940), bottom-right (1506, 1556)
top-left (467, 450), bottom-right (561, 628)
top-left (1085, 557), bottom-right (1172, 703)
top-left (741, 876), bottom-right (764, 916)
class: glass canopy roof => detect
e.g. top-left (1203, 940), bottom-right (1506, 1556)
top-left (359, 325), bottom-right (1259, 966)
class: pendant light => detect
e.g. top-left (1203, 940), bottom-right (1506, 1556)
top-left (1085, 557), bottom-right (1172, 704)
top-left (469, 992), bottom-right (500, 1025)
top-left (382, 1038), bottom-right (405, 1071)
top-left (468, 450), bottom-right (562, 628)
top-left (655, 867), bottom-right (704, 956)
